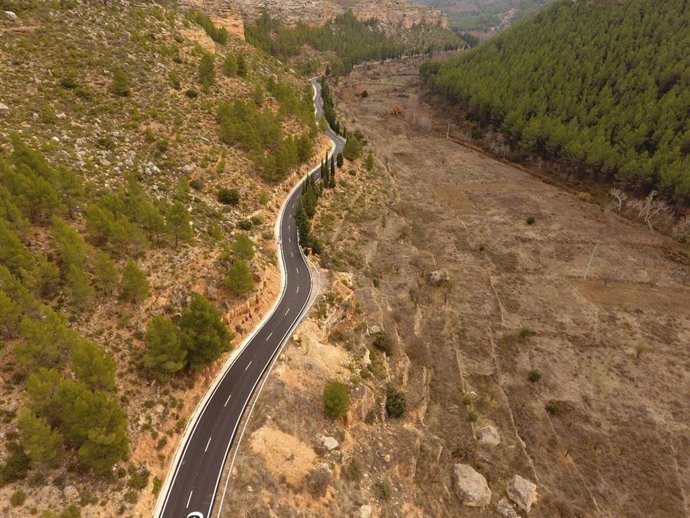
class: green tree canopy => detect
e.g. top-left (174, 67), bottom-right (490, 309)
top-left (179, 294), bottom-right (232, 371)
top-left (143, 316), bottom-right (186, 379)
top-left (120, 260), bottom-right (149, 303)
top-left (18, 410), bottom-right (63, 466)
top-left (323, 381), bottom-right (349, 419)
top-left (226, 259), bottom-right (255, 296)
top-left (70, 339), bottom-right (116, 392)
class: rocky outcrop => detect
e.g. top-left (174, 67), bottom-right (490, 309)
top-left (452, 463), bottom-right (491, 507)
top-left (507, 475), bottom-right (537, 512)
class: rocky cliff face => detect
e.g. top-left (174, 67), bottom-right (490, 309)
top-left (233, 0), bottom-right (448, 28)
top-left (180, 0), bottom-right (246, 39)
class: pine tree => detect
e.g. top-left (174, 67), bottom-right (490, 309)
top-left (18, 411), bottom-right (63, 466)
top-left (143, 316), bottom-right (186, 379)
top-left (329, 157), bottom-right (336, 188)
top-left (70, 338), bottom-right (116, 392)
top-left (65, 265), bottom-right (95, 311)
top-left (198, 53), bottom-right (216, 91)
top-left (232, 233), bottom-right (254, 261)
top-left (365, 151), bottom-right (374, 172)
top-left (110, 67), bottom-right (130, 97)
top-left (167, 202), bottom-right (193, 248)
top-left (0, 290), bottom-right (21, 338)
top-left (179, 294), bottom-right (232, 370)
top-left (336, 153), bottom-right (344, 168)
top-left (237, 54), bottom-right (248, 77)
top-left (226, 259), bottom-right (255, 296)
top-left (120, 260), bottom-right (149, 304)
top-left (295, 202), bottom-right (311, 247)
top-left (222, 54), bottom-right (238, 77)
top-left (92, 250), bottom-right (119, 295)
top-left (17, 310), bottom-right (78, 369)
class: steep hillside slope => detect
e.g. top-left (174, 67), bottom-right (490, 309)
top-left (0, 1), bottom-right (327, 515)
top-left (423, 0), bottom-right (690, 205)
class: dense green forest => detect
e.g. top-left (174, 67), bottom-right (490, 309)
top-left (423, 0), bottom-right (690, 204)
top-left (245, 10), bottom-right (462, 76)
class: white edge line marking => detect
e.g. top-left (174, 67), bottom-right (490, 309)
top-left (205, 437), bottom-right (212, 452)
top-left (215, 79), bottom-right (335, 518)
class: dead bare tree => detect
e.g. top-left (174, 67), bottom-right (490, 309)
top-left (609, 188), bottom-right (628, 212)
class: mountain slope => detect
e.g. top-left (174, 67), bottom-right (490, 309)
top-left (0, 1), bottom-right (328, 515)
top-left (423, 0), bottom-right (690, 204)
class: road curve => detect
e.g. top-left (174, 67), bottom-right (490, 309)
top-left (155, 78), bottom-right (345, 518)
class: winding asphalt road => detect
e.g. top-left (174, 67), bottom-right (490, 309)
top-left (156, 79), bottom-right (345, 518)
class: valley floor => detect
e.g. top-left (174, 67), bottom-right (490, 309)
top-left (216, 58), bottom-right (690, 518)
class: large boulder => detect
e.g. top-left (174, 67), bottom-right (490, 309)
top-left (4, 11), bottom-right (18, 22)
top-left (452, 463), bottom-right (491, 507)
top-left (507, 475), bottom-right (538, 512)
top-left (320, 436), bottom-right (339, 451)
top-left (477, 425), bottom-right (501, 446)
top-left (497, 497), bottom-right (519, 518)
top-left (0, 102), bottom-right (8, 117)
top-left (359, 504), bottom-right (372, 518)
top-left (428, 269), bottom-right (449, 286)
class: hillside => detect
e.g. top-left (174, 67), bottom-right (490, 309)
top-left (0, 1), bottom-right (328, 515)
top-left (422, 0), bottom-right (690, 206)
top-left (234, 0), bottom-right (449, 29)
top-left (410, 0), bottom-right (553, 32)
top-left (245, 10), bottom-right (463, 77)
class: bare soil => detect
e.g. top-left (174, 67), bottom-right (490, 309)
top-left (217, 57), bottom-right (690, 518)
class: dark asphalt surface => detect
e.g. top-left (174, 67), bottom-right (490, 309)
top-left (158, 79), bottom-right (345, 518)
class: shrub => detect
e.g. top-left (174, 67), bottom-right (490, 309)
top-left (528, 369), bottom-right (543, 383)
top-left (10, 490), bottom-right (26, 506)
top-left (238, 219), bottom-right (253, 230)
top-left (185, 89), bottom-right (198, 99)
top-left (323, 381), bottom-right (349, 419)
top-left (306, 468), bottom-right (331, 497)
top-left (0, 441), bottom-right (31, 484)
top-left (218, 188), bottom-right (240, 206)
top-left (373, 479), bottom-right (391, 501)
top-left (545, 401), bottom-right (562, 415)
top-left (519, 326), bottom-right (535, 339)
top-left (372, 331), bottom-right (392, 355)
top-left (110, 67), bottom-right (130, 97)
top-left (385, 387), bottom-right (406, 418)
top-left (467, 410), bottom-right (479, 422)
top-left (526, 215), bottom-right (536, 225)
top-left (127, 468), bottom-right (150, 490)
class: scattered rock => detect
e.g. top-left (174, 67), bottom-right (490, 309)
top-left (182, 163), bottom-right (196, 174)
top-left (246, 485), bottom-right (253, 493)
top-left (369, 324), bottom-right (382, 335)
top-left (4, 10), bottom-right (18, 23)
top-left (359, 504), bottom-right (372, 518)
top-left (320, 436), bottom-right (339, 451)
top-left (0, 102), bottom-right (9, 116)
top-left (477, 425), bottom-right (501, 446)
top-left (452, 463), bottom-right (491, 507)
top-left (497, 497), bottom-right (519, 518)
top-left (507, 475), bottom-right (537, 512)
top-left (428, 269), bottom-right (449, 286)
top-left (63, 485), bottom-right (79, 503)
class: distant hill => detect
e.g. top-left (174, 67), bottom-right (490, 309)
top-left (410, 0), bottom-right (553, 32)
top-left (422, 0), bottom-right (690, 204)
